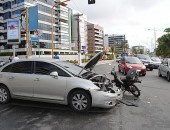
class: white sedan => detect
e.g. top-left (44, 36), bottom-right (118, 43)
top-left (158, 58), bottom-right (170, 82)
top-left (0, 52), bottom-right (122, 112)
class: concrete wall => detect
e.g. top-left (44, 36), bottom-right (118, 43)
top-left (0, 55), bottom-right (87, 63)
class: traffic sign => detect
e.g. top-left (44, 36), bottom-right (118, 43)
top-left (88, 0), bottom-right (95, 4)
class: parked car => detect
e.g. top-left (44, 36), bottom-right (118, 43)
top-left (0, 61), bottom-right (6, 67)
top-left (151, 57), bottom-right (161, 69)
top-left (158, 58), bottom-right (170, 82)
top-left (0, 51), bottom-right (122, 112)
top-left (118, 56), bottom-right (146, 76)
top-left (116, 56), bottom-right (121, 63)
top-left (136, 54), bottom-right (154, 71)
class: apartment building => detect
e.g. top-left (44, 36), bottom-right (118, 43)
top-left (87, 23), bottom-right (104, 54)
top-left (105, 34), bottom-right (128, 53)
top-left (71, 9), bottom-right (87, 54)
top-left (132, 45), bottom-right (149, 54)
top-left (0, 0), bottom-right (75, 56)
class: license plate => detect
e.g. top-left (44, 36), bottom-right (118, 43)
top-left (144, 63), bottom-right (148, 65)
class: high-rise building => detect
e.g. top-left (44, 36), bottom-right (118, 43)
top-left (105, 34), bottom-right (128, 53)
top-left (0, 0), bottom-right (74, 56)
top-left (71, 10), bottom-right (87, 54)
top-left (87, 23), bottom-right (104, 54)
top-left (132, 45), bottom-right (149, 54)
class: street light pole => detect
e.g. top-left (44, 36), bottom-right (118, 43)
top-left (75, 14), bottom-right (83, 66)
top-left (51, 0), bottom-right (70, 59)
top-left (26, 7), bottom-right (29, 59)
top-left (148, 28), bottom-right (157, 52)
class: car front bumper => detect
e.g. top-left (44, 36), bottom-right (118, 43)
top-left (90, 89), bottom-right (123, 108)
top-left (144, 63), bottom-right (154, 69)
top-left (153, 64), bottom-right (160, 69)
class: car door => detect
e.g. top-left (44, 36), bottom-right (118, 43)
top-left (161, 59), bottom-right (168, 76)
top-left (5, 61), bottom-right (34, 97)
top-left (33, 61), bottom-right (70, 101)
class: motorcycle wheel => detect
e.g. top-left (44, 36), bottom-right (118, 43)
top-left (129, 85), bottom-right (140, 97)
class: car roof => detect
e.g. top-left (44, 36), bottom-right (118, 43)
top-left (0, 58), bottom-right (65, 71)
top-left (13, 58), bottom-right (63, 62)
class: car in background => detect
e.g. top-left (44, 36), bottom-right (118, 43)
top-left (116, 56), bottom-right (121, 63)
top-left (0, 51), bottom-right (122, 112)
top-left (118, 56), bottom-right (146, 76)
top-left (158, 58), bottom-right (170, 82)
top-left (136, 54), bottom-right (154, 71)
top-left (0, 61), bottom-right (6, 67)
top-left (151, 57), bottom-right (161, 69)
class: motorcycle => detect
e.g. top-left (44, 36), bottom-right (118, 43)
top-left (111, 68), bottom-right (141, 97)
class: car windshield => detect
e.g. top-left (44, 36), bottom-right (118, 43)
top-left (53, 61), bottom-right (88, 76)
top-left (151, 57), bottom-right (161, 62)
top-left (125, 57), bottom-right (142, 64)
top-left (137, 55), bottom-right (151, 61)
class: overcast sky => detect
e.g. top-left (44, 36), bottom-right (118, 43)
top-left (68, 0), bottom-right (170, 51)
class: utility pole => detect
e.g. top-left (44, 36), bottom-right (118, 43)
top-left (76, 14), bottom-right (83, 66)
top-left (26, 7), bottom-right (29, 58)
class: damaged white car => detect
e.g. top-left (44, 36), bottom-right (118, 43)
top-left (0, 51), bottom-right (122, 112)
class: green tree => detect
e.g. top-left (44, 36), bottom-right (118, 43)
top-left (139, 49), bottom-right (144, 54)
top-left (109, 45), bottom-right (115, 60)
top-left (132, 47), bottom-right (138, 54)
top-left (156, 28), bottom-right (170, 58)
top-left (110, 45), bottom-right (115, 55)
top-left (121, 41), bottom-right (129, 51)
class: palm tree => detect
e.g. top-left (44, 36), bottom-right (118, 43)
top-left (121, 41), bottom-right (129, 52)
top-left (110, 45), bottom-right (115, 56)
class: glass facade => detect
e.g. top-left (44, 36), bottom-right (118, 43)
top-left (0, 0), bottom-right (72, 54)
top-left (12, 0), bottom-right (24, 5)
top-left (3, 1), bottom-right (11, 10)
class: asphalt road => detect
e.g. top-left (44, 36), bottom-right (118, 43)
top-left (0, 62), bottom-right (170, 130)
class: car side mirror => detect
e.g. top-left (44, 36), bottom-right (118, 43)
top-left (50, 71), bottom-right (58, 79)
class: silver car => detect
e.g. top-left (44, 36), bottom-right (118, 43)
top-left (0, 52), bottom-right (122, 112)
top-left (158, 58), bottom-right (170, 82)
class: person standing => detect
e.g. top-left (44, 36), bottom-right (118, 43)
top-left (54, 53), bottom-right (59, 59)
top-left (9, 56), bottom-right (13, 62)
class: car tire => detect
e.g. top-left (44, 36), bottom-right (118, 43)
top-left (69, 90), bottom-right (91, 112)
top-left (167, 73), bottom-right (170, 82)
top-left (150, 68), bottom-right (153, 71)
top-left (158, 69), bottom-right (162, 77)
top-left (142, 73), bottom-right (146, 76)
top-left (0, 85), bottom-right (11, 104)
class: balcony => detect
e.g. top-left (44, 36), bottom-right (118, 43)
top-left (0, 7), bottom-right (3, 13)
top-left (59, 14), bottom-right (68, 21)
top-left (0, 26), bottom-right (6, 32)
top-left (95, 42), bottom-right (103, 45)
top-left (0, 16), bottom-right (3, 23)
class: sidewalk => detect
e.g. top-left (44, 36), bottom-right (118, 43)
top-left (81, 60), bottom-right (115, 66)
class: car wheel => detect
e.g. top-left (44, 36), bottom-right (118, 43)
top-left (69, 90), bottom-right (91, 112)
top-left (167, 73), bottom-right (170, 82)
top-left (142, 73), bottom-right (146, 76)
top-left (0, 85), bottom-right (11, 104)
top-left (158, 69), bottom-right (162, 77)
top-left (150, 68), bottom-right (153, 71)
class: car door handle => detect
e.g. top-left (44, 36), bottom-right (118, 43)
top-left (9, 76), bottom-right (14, 80)
top-left (34, 78), bottom-right (40, 81)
